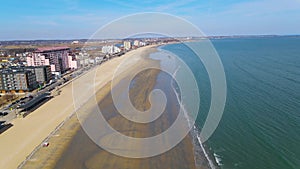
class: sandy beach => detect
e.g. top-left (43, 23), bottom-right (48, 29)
top-left (0, 45), bottom-right (160, 169)
top-left (1, 44), bottom-right (205, 169)
top-left (53, 70), bottom-right (198, 169)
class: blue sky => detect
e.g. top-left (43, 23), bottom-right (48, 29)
top-left (0, 0), bottom-right (300, 40)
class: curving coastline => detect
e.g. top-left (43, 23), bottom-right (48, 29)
top-left (18, 45), bottom-right (202, 169)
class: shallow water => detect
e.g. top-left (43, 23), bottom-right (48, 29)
top-left (162, 37), bottom-right (300, 169)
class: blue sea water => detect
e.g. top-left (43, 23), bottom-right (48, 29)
top-left (161, 37), bottom-right (300, 169)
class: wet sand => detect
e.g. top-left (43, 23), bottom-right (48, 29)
top-left (20, 46), bottom-right (204, 169)
top-left (54, 72), bottom-right (197, 169)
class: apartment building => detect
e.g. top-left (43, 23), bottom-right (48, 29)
top-left (27, 47), bottom-right (70, 74)
top-left (0, 69), bottom-right (37, 93)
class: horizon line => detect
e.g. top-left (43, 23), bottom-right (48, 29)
top-left (1, 34), bottom-right (300, 42)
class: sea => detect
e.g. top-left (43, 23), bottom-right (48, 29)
top-left (159, 37), bottom-right (300, 169)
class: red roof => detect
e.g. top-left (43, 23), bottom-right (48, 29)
top-left (35, 46), bottom-right (70, 53)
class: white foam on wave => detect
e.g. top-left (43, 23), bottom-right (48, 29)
top-left (213, 153), bottom-right (223, 166)
top-left (196, 130), bottom-right (217, 169)
top-left (171, 66), bottom-right (216, 169)
top-left (157, 47), bottom-right (218, 169)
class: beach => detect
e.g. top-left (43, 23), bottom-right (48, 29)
top-left (0, 45), bottom-right (157, 169)
top-left (2, 45), bottom-right (204, 169)
top-left (53, 71), bottom-right (198, 169)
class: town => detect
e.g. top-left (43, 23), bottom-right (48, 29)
top-left (0, 37), bottom-right (182, 132)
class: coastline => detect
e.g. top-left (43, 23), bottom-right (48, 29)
top-left (157, 44), bottom-right (213, 169)
top-left (0, 45), bottom-right (157, 169)
top-left (16, 44), bottom-right (202, 169)
top-left (53, 49), bottom-right (198, 169)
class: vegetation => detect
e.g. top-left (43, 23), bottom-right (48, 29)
top-left (0, 93), bottom-right (18, 107)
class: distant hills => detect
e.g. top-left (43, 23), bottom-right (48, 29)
top-left (1, 35), bottom-right (299, 46)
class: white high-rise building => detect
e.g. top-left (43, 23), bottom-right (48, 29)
top-left (123, 41), bottom-right (131, 50)
top-left (133, 40), bottom-right (140, 47)
top-left (102, 45), bottom-right (121, 54)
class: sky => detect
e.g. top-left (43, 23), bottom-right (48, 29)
top-left (0, 0), bottom-right (300, 40)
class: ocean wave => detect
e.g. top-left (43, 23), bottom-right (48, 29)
top-left (170, 66), bottom-right (217, 169)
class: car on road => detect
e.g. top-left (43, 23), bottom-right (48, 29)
top-left (20, 97), bottom-right (27, 101)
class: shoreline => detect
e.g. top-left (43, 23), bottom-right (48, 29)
top-left (17, 45), bottom-right (164, 168)
top-left (15, 44), bottom-right (202, 169)
top-left (0, 45), bottom-right (158, 169)
top-left (53, 50), bottom-right (197, 169)
top-left (151, 46), bottom-right (211, 169)
top-left (158, 44), bottom-right (215, 169)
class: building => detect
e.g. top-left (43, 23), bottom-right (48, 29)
top-left (101, 45), bottom-right (121, 54)
top-left (71, 40), bottom-right (79, 44)
top-left (79, 59), bottom-right (90, 67)
top-left (123, 41), bottom-right (131, 50)
top-left (31, 66), bottom-right (52, 84)
top-left (95, 56), bottom-right (104, 64)
top-left (0, 68), bottom-right (37, 93)
top-left (89, 59), bottom-right (95, 64)
top-left (27, 47), bottom-right (70, 74)
top-left (10, 66), bottom-right (52, 84)
top-left (133, 40), bottom-right (140, 47)
top-left (75, 51), bottom-right (90, 67)
top-left (68, 55), bottom-right (79, 69)
top-left (139, 41), bottom-right (147, 46)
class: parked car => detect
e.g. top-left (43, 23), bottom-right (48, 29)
top-left (0, 112), bottom-right (8, 116)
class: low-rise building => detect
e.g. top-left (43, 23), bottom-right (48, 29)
top-left (75, 52), bottom-right (90, 67)
top-left (95, 57), bottom-right (104, 64)
top-left (89, 59), bottom-right (95, 64)
top-left (101, 45), bottom-right (121, 54)
top-left (68, 55), bottom-right (79, 69)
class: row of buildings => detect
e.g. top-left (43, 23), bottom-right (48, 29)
top-left (124, 40), bottom-right (147, 50)
top-left (1, 47), bottom-right (76, 93)
top-left (0, 39), bottom-right (150, 93)
top-left (0, 45), bottom-right (104, 93)
top-left (101, 40), bottom-right (147, 54)
top-left (0, 44), bottom-right (108, 93)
